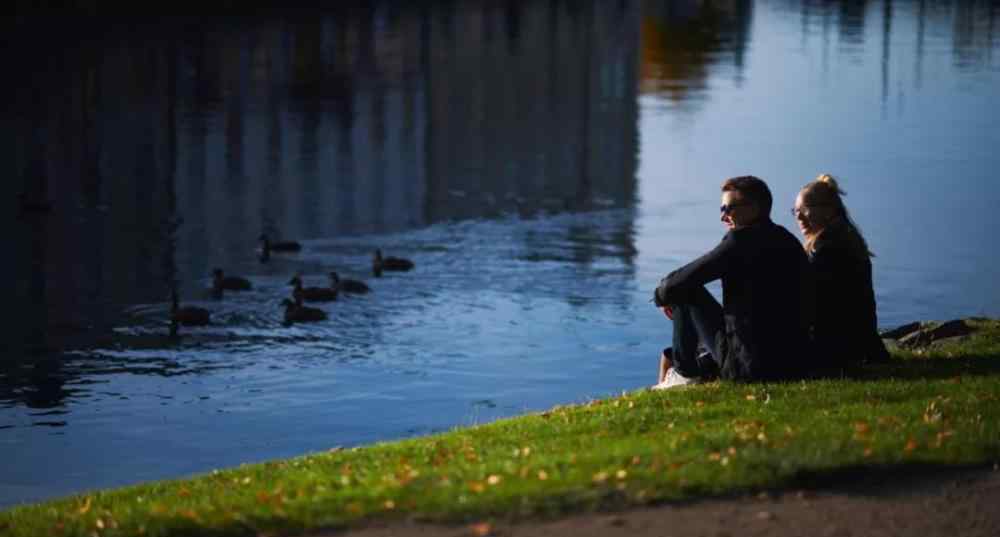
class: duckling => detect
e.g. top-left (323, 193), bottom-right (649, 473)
top-left (169, 291), bottom-right (210, 336)
top-left (289, 275), bottom-right (338, 303)
top-left (372, 249), bottom-right (414, 277)
top-left (330, 271), bottom-right (370, 294)
top-left (281, 298), bottom-right (327, 323)
top-left (212, 268), bottom-right (252, 298)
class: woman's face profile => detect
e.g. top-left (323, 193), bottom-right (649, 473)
top-left (793, 191), bottom-right (834, 235)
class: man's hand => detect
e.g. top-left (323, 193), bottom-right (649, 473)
top-left (660, 306), bottom-right (674, 320)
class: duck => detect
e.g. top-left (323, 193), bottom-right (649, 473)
top-left (258, 233), bottom-right (302, 263)
top-left (372, 249), bottom-right (414, 277)
top-left (169, 291), bottom-right (210, 337)
top-left (330, 271), bottom-right (370, 294)
top-left (289, 275), bottom-right (338, 303)
top-left (212, 268), bottom-right (252, 298)
top-left (282, 298), bottom-right (327, 323)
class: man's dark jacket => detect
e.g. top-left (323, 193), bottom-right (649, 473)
top-left (654, 219), bottom-right (814, 381)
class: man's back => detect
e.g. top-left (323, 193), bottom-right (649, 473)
top-left (719, 221), bottom-right (812, 380)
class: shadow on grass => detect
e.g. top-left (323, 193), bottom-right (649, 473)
top-left (784, 462), bottom-right (999, 498)
top-left (851, 353), bottom-right (1000, 382)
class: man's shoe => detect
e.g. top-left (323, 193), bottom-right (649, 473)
top-left (652, 367), bottom-right (700, 390)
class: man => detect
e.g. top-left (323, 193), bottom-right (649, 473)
top-left (653, 176), bottom-right (813, 387)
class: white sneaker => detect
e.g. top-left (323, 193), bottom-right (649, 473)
top-left (652, 368), bottom-right (701, 390)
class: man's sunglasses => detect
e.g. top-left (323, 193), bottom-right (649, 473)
top-left (719, 203), bottom-right (749, 214)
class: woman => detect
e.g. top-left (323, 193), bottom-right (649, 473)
top-left (793, 174), bottom-right (889, 373)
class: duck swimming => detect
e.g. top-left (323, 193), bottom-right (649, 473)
top-left (330, 271), bottom-right (370, 294)
top-left (169, 291), bottom-right (210, 337)
top-left (281, 298), bottom-right (327, 323)
top-left (212, 268), bottom-right (252, 298)
top-left (258, 233), bottom-right (302, 263)
top-left (372, 249), bottom-right (414, 277)
top-left (289, 275), bottom-right (338, 303)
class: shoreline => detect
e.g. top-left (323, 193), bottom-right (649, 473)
top-left (3, 318), bottom-right (999, 537)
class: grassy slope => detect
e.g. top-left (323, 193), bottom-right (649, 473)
top-left (4, 320), bottom-right (1000, 537)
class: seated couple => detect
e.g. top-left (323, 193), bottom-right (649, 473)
top-left (652, 174), bottom-right (888, 389)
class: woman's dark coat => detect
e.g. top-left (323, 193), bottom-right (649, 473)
top-left (809, 220), bottom-right (889, 370)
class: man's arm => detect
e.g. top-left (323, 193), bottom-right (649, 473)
top-left (654, 232), bottom-right (737, 306)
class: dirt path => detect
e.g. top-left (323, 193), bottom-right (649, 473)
top-left (315, 465), bottom-right (1000, 537)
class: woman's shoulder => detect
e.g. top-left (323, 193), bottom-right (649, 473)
top-left (812, 223), bottom-right (869, 264)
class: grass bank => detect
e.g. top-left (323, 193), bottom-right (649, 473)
top-left (4, 319), bottom-right (1000, 537)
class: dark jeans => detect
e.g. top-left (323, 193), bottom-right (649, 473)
top-left (668, 286), bottom-right (723, 379)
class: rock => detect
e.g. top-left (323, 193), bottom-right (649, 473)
top-left (881, 321), bottom-right (923, 340)
top-left (927, 319), bottom-right (975, 340)
top-left (882, 319), bottom-right (975, 348)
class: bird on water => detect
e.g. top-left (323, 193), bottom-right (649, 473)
top-left (372, 249), bottom-right (414, 277)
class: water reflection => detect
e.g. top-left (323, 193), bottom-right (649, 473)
top-left (2, 0), bottom-right (999, 510)
top-left (3, 0), bottom-right (640, 355)
top-left (639, 0), bottom-right (752, 102)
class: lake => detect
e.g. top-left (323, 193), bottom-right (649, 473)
top-left (2, 0), bottom-right (999, 509)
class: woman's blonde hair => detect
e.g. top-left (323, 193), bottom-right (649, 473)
top-left (800, 174), bottom-right (874, 258)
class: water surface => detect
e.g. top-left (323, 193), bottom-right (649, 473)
top-left (2, 0), bottom-right (999, 508)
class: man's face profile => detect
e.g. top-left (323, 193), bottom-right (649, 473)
top-left (719, 190), bottom-right (758, 230)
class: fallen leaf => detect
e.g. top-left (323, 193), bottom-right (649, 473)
top-left (593, 471), bottom-right (609, 483)
top-left (469, 522), bottom-right (493, 537)
top-left (487, 475), bottom-right (502, 486)
top-left (745, 394), bottom-right (756, 401)
top-left (616, 469), bottom-right (628, 480)
top-left (537, 470), bottom-right (549, 481)
top-left (904, 438), bottom-right (918, 453)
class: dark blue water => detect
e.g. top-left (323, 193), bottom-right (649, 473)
top-left (3, 0), bottom-right (999, 509)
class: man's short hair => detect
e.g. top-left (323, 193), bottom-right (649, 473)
top-left (721, 175), bottom-right (772, 216)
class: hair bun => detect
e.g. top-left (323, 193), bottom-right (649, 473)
top-left (815, 173), bottom-right (844, 195)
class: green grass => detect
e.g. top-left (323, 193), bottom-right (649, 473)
top-left (4, 319), bottom-right (1000, 537)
